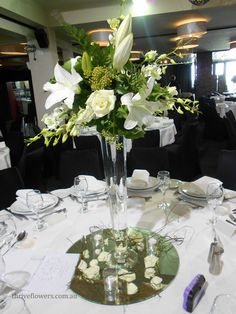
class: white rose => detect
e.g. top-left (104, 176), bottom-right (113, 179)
top-left (86, 90), bottom-right (116, 118)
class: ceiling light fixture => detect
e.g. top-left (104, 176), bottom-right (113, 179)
top-left (130, 50), bottom-right (143, 61)
top-left (177, 21), bottom-right (207, 39)
top-left (132, 0), bottom-right (149, 16)
top-left (0, 51), bottom-right (27, 55)
top-left (87, 28), bottom-right (113, 47)
top-left (188, 0), bottom-right (210, 5)
top-left (176, 43), bottom-right (199, 50)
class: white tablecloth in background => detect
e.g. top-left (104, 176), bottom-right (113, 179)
top-left (74, 120), bottom-right (177, 151)
top-left (3, 178), bottom-right (236, 314)
top-left (0, 142), bottom-right (11, 170)
top-left (216, 101), bottom-right (236, 118)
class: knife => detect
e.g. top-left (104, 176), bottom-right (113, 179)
top-left (225, 219), bottom-right (236, 227)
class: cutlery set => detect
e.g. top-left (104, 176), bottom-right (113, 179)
top-left (225, 210), bottom-right (236, 227)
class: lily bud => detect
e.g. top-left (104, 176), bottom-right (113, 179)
top-left (82, 52), bottom-right (92, 76)
top-left (113, 33), bottom-right (133, 70)
top-left (115, 14), bottom-right (132, 48)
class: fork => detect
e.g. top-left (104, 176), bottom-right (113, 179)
top-left (229, 213), bottom-right (236, 223)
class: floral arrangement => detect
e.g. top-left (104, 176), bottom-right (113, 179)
top-left (29, 5), bottom-right (198, 146)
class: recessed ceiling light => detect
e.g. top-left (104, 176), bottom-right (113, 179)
top-left (0, 52), bottom-right (27, 55)
top-left (87, 28), bottom-right (113, 47)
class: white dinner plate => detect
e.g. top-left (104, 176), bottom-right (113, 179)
top-left (70, 188), bottom-right (108, 200)
top-left (9, 194), bottom-right (59, 215)
top-left (127, 176), bottom-right (159, 191)
top-left (178, 182), bottom-right (207, 199)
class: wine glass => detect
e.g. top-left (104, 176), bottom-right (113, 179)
top-left (73, 175), bottom-right (88, 213)
top-left (0, 214), bottom-right (16, 252)
top-left (206, 182), bottom-right (224, 226)
top-left (26, 190), bottom-right (45, 231)
top-left (0, 255), bottom-right (30, 313)
top-left (157, 171), bottom-right (170, 212)
top-left (209, 294), bottom-right (236, 314)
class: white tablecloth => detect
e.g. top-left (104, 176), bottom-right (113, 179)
top-left (3, 179), bottom-right (236, 314)
top-left (0, 143), bottom-right (11, 170)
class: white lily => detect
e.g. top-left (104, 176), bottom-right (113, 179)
top-left (44, 61), bottom-right (83, 110)
top-left (113, 33), bottom-right (133, 70)
top-left (115, 14), bottom-right (132, 48)
top-left (121, 78), bottom-right (162, 130)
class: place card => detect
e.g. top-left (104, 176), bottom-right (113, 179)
top-left (24, 253), bottom-right (80, 294)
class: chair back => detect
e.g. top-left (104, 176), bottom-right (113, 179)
top-left (216, 150), bottom-right (236, 191)
top-left (224, 110), bottom-right (236, 149)
top-left (127, 147), bottom-right (169, 177)
top-left (73, 135), bottom-right (104, 174)
top-left (58, 149), bottom-right (104, 188)
top-left (0, 167), bottom-right (24, 209)
top-left (132, 130), bottom-right (160, 148)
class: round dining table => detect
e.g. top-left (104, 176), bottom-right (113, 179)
top-left (3, 180), bottom-right (236, 314)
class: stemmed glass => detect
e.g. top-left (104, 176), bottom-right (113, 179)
top-left (0, 255), bottom-right (30, 313)
top-left (157, 171), bottom-right (170, 212)
top-left (209, 294), bottom-right (236, 314)
top-left (26, 190), bottom-right (45, 231)
top-left (74, 175), bottom-right (88, 213)
top-left (206, 182), bottom-right (224, 226)
top-left (0, 214), bottom-right (16, 251)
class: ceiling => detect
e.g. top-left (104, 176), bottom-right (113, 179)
top-left (1, 0), bottom-right (236, 67)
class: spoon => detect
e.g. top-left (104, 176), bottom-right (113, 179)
top-left (3, 231), bottom-right (27, 256)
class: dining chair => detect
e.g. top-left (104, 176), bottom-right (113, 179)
top-left (127, 147), bottom-right (170, 177)
top-left (198, 97), bottom-right (228, 142)
top-left (132, 130), bottom-right (160, 148)
top-left (58, 149), bottom-right (104, 188)
top-left (224, 110), bottom-right (236, 149)
top-left (19, 145), bottom-right (45, 191)
top-left (73, 135), bottom-right (104, 175)
top-left (163, 122), bottom-right (202, 181)
top-left (216, 149), bottom-right (236, 191)
top-left (0, 167), bottom-right (24, 209)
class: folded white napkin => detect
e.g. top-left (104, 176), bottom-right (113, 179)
top-left (0, 142), bottom-right (6, 149)
top-left (192, 176), bottom-right (222, 194)
top-left (82, 175), bottom-right (106, 193)
top-left (131, 170), bottom-right (150, 187)
top-left (16, 189), bottom-right (54, 208)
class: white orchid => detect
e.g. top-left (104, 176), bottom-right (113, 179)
top-left (44, 58), bottom-right (83, 110)
top-left (121, 78), bottom-right (162, 130)
top-left (142, 64), bottom-right (162, 80)
top-left (167, 86), bottom-right (178, 96)
top-left (144, 50), bottom-right (157, 62)
top-left (42, 104), bottom-right (69, 130)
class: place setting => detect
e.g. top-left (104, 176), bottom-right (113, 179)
top-left (6, 189), bottom-right (67, 232)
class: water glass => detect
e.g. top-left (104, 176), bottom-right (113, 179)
top-left (157, 170), bottom-right (170, 211)
top-left (26, 190), bottom-right (45, 231)
top-left (206, 182), bottom-right (224, 225)
top-left (103, 268), bottom-right (119, 303)
top-left (209, 294), bottom-right (236, 313)
top-left (0, 297), bottom-right (31, 313)
top-left (0, 214), bottom-right (16, 252)
top-left (74, 175), bottom-right (88, 213)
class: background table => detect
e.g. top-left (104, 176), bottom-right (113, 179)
top-left (0, 142), bottom-right (11, 170)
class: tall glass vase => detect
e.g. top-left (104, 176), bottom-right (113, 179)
top-left (101, 136), bottom-right (128, 264)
